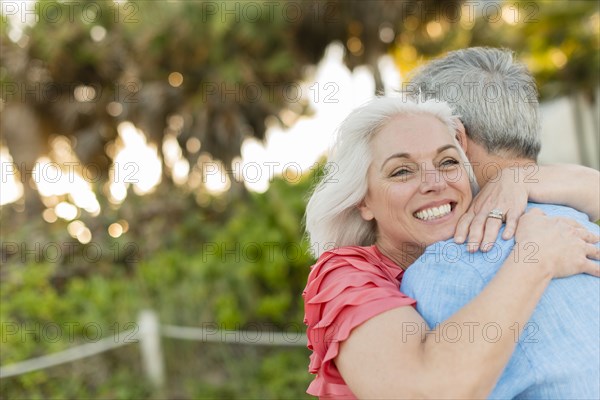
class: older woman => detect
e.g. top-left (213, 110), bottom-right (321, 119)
top-left (303, 97), bottom-right (599, 399)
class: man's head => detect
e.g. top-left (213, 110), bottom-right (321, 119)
top-left (408, 47), bottom-right (541, 185)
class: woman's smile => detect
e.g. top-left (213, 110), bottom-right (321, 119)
top-left (413, 200), bottom-right (455, 222)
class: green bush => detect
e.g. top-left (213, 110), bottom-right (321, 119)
top-left (1, 174), bottom-right (316, 399)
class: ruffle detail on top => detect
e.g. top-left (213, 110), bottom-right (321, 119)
top-left (303, 246), bottom-right (415, 399)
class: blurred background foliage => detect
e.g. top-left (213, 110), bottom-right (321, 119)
top-left (1, 0), bottom-right (599, 398)
top-left (1, 174), bottom-right (316, 398)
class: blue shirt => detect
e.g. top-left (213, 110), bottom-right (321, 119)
top-left (400, 203), bottom-right (600, 399)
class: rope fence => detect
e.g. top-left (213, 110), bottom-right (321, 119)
top-left (161, 324), bottom-right (306, 346)
top-left (0, 309), bottom-right (308, 388)
top-left (0, 329), bottom-right (135, 379)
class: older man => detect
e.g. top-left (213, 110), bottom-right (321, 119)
top-left (401, 47), bottom-right (600, 399)
top-left (407, 47), bottom-right (599, 248)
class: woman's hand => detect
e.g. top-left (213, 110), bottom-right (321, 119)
top-left (455, 166), bottom-right (528, 252)
top-left (515, 208), bottom-right (600, 278)
top-left (457, 164), bottom-right (600, 252)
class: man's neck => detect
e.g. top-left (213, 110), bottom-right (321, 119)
top-left (466, 141), bottom-right (537, 187)
top-left (478, 155), bottom-right (537, 186)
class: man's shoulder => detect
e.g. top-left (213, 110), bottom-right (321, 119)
top-left (400, 239), bottom-right (491, 325)
top-left (406, 236), bottom-right (513, 283)
top-left (402, 242), bottom-right (489, 300)
top-left (404, 202), bottom-right (597, 286)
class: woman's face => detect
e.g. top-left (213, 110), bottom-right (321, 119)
top-left (359, 113), bottom-right (473, 253)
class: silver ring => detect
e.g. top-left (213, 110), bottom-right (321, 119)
top-left (487, 208), bottom-right (504, 221)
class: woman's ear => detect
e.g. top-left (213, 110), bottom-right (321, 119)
top-left (454, 119), bottom-right (468, 153)
top-left (358, 199), bottom-right (374, 221)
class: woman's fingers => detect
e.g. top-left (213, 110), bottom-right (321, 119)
top-left (515, 208), bottom-right (600, 278)
top-left (525, 207), bottom-right (545, 216)
top-left (560, 224), bottom-right (599, 275)
top-left (456, 205), bottom-right (598, 256)
top-left (580, 229), bottom-right (600, 244)
top-left (585, 263), bottom-right (600, 277)
top-left (466, 213), bottom-right (489, 252)
top-left (585, 243), bottom-right (600, 260)
top-left (501, 209), bottom-right (519, 240)
top-left (481, 218), bottom-right (503, 252)
top-left (559, 218), bottom-right (599, 243)
top-left (454, 210), bottom-right (474, 244)
top-left (458, 169), bottom-right (529, 248)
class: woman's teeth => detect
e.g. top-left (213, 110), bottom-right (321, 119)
top-left (414, 203), bottom-right (452, 221)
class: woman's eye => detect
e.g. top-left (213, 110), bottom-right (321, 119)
top-left (391, 168), bottom-right (412, 177)
top-left (440, 158), bottom-right (459, 168)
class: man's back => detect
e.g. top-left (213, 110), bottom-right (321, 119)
top-left (401, 203), bottom-right (600, 399)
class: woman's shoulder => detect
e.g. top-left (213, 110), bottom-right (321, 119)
top-left (303, 245), bottom-right (415, 398)
top-left (308, 245), bottom-right (404, 282)
top-left (304, 245), bottom-right (406, 306)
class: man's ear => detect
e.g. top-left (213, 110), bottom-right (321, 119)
top-left (358, 199), bottom-right (374, 221)
top-left (454, 119), bottom-right (468, 153)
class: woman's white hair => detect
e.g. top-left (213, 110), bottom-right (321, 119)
top-left (305, 96), bottom-right (477, 258)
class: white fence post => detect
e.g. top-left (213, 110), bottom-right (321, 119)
top-left (137, 310), bottom-right (165, 389)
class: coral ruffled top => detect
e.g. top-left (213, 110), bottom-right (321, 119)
top-left (302, 245), bottom-right (416, 399)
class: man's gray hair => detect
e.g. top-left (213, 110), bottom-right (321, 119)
top-left (408, 47), bottom-right (541, 160)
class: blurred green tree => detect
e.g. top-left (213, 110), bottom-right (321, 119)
top-left (0, 0), bottom-right (446, 214)
top-left (2, 1), bottom-right (597, 215)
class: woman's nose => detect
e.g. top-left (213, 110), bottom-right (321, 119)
top-left (419, 167), bottom-right (448, 194)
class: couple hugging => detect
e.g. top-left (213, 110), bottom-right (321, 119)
top-left (303, 47), bottom-right (600, 399)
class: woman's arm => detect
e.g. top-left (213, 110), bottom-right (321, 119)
top-left (336, 210), bottom-right (600, 399)
top-left (526, 164), bottom-right (599, 221)
top-left (455, 163), bottom-right (600, 252)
